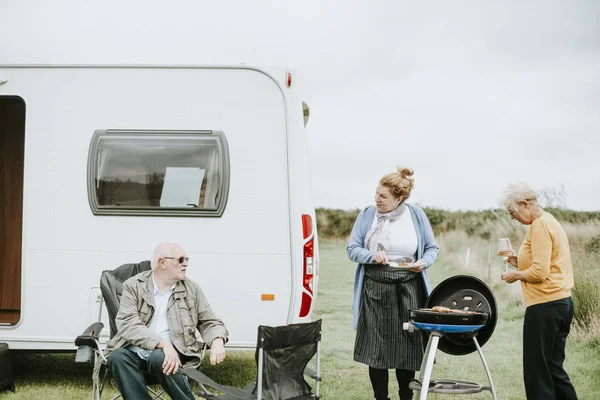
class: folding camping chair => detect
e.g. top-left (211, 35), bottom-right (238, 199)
top-left (74, 260), bottom-right (207, 400)
top-left (183, 319), bottom-right (322, 400)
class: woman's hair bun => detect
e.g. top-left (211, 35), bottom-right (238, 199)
top-left (397, 166), bottom-right (414, 178)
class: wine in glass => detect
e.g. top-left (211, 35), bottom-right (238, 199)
top-left (498, 238), bottom-right (513, 271)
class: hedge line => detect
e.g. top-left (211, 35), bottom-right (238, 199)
top-left (315, 207), bottom-right (600, 240)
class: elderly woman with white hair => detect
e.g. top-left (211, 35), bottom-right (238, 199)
top-left (500, 182), bottom-right (577, 400)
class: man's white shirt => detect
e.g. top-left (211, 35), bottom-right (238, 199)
top-left (127, 274), bottom-right (176, 360)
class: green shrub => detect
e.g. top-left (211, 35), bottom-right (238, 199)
top-left (315, 208), bottom-right (359, 239)
top-left (585, 235), bottom-right (600, 254)
top-left (545, 208), bottom-right (600, 224)
top-left (572, 253), bottom-right (600, 328)
top-left (573, 280), bottom-right (600, 327)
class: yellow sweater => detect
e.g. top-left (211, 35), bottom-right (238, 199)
top-left (517, 212), bottom-right (574, 307)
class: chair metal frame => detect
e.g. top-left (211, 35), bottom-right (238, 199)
top-left (75, 262), bottom-right (208, 400)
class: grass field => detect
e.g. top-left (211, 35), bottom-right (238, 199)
top-left (311, 243), bottom-right (600, 400)
top-left (2, 242), bottom-right (599, 399)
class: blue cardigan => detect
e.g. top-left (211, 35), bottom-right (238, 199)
top-left (347, 204), bottom-right (440, 330)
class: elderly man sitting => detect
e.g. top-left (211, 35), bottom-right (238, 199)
top-left (105, 243), bottom-right (228, 400)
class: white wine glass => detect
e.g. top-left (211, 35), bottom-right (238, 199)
top-left (497, 238), bottom-right (513, 271)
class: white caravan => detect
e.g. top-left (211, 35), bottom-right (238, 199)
top-left (0, 64), bottom-right (319, 350)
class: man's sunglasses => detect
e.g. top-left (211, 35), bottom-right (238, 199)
top-left (163, 256), bottom-right (189, 264)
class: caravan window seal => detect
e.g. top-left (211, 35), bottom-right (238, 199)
top-left (87, 129), bottom-right (230, 217)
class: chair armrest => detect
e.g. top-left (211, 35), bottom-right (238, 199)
top-left (304, 366), bottom-right (322, 381)
top-left (74, 322), bottom-right (105, 349)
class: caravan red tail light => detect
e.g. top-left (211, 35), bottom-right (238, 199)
top-left (299, 214), bottom-right (314, 317)
top-left (286, 72), bottom-right (292, 87)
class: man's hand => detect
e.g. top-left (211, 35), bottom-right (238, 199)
top-left (157, 340), bottom-right (182, 375)
top-left (372, 251), bottom-right (389, 265)
top-left (210, 337), bottom-right (226, 365)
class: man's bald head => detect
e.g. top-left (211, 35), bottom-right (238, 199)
top-left (152, 243), bottom-right (185, 269)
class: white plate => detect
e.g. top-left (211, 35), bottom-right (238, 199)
top-left (389, 262), bottom-right (415, 269)
top-left (388, 257), bottom-right (415, 268)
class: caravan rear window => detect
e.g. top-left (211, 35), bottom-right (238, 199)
top-left (87, 130), bottom-right (230, 217)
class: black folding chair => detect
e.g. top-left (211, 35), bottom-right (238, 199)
top-left (183, 320), bottom-right (322, 400)
top-left (75, 260), bottom-right (207, 400)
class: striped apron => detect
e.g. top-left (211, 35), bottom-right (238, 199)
top-left (354, 264), bottom-right (424, 370)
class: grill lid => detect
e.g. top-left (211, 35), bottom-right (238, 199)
top-left (419, 275), bottom-right (498, 356)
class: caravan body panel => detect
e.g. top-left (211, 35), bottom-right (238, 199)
top-left (0, 65), bottom-right (319, 350)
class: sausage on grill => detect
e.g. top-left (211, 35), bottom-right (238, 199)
top-left (431, 306), bottom-right (476, 314)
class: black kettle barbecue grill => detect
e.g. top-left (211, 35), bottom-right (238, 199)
top-left (404, 275), bottom-right (498, 400)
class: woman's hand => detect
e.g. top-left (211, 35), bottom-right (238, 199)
top-left (506, 255), bottom-right (518, 267)
top-left (409, 260), bottom-right (425, 272)
top-left (501, 270), bottom-right (521, 284)
top-left (372, 251), bottom-right (389, 264)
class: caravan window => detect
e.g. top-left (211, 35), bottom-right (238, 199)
top-left (87, 130), bottom-right (229, 217)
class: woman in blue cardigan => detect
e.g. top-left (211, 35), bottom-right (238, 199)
top-left (347, 167), bottom-right (439, 400)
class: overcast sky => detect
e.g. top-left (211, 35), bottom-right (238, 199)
top-left (2, 0), bottom-right (599, 211)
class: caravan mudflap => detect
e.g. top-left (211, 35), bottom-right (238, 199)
top-left (0, 343), bottom-right (15, 392)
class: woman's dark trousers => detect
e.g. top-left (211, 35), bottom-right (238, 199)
top-left (108, 348), bottom-right (195, 400)
top-left (369, 366), bottom-right (414, 400)
top-left (523, 297), bottom-right (578, 400)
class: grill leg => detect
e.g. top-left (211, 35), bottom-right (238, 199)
top-left (418, 332), bottom-right (440, 400)
top-left (417, 333), bottom-right (434, 381)
top-left (473, 337), bottom-right (497, 400)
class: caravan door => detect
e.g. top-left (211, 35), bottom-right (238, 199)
top-left (0, 96), bottom-right (25, 327)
